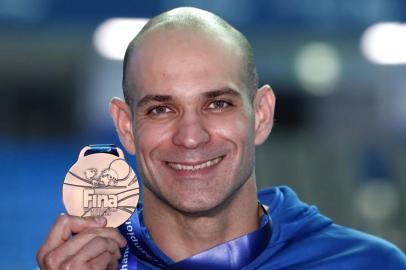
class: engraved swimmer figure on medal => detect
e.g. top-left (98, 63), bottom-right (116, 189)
top-left (85, 168), bottom-right (119, 187)
top-left (83, 159), bottom-right (138, 188)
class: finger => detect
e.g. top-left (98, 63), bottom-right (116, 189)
top-left (61, 237), bottom-right (121, 270)
top-left (81, 227), bottom-right (127, 248)
top-left (60, 252), bottom-right (116, 270)
top-left (107, 255), bottom-right (120, 270)
top-left (37, 214), bottom-right (106, 268)
top-left (75, 229), bottom-right (123, 259)
top-left (41, 227), bottom-right (125, 269)
top-left (89, 251), bottom-right (119, 270)
top-left (78, 236), bottom-right (121, 261)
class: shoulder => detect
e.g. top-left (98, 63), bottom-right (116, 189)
top-left (248, 223), bottom-right (406, 270)
top-left (279, 222), bottom-right (406, 269)
top-left (320, 224), bottom-right (406, 268)
top-left (254, 186), bottom-right (406, 269)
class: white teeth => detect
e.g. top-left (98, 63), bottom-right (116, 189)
top-left (168, 157), bottom-right (222, 171)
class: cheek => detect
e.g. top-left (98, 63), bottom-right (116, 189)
top-left (209, 111), bottom-right (255, 144)
top-left (134, 121), bottom-right (173, 157)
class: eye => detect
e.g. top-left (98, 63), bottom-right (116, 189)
top-left (207, 100), bottom-right (232, 110)
top-left (148, 105), bottom-right (173, 115)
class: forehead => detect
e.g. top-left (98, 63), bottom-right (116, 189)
top-left (126, 28), bottom-right (246, 102)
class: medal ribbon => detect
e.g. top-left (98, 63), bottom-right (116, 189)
top-left (84, 144), bottom-right (120, 157)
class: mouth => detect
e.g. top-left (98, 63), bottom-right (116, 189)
top-left (166, 156), bottom-right (223, 171)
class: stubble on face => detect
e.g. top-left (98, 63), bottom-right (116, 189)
top-left (126, 28), bottom-right (257, 216)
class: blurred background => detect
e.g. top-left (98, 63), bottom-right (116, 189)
top-left (1, 0), bottom-right (406, 268)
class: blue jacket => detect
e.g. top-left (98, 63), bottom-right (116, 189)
top-left (119, 186), bottom-right (406, 269)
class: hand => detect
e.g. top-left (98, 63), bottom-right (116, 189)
top-left (36, 214), bottom-right (127, 270)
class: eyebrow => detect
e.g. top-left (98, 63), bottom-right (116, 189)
top-left (136, 88), bottom-right (241, 108)
top-left (137, 95), bottom-right (173, 108)
top-left (202, 88), bottom-right (241, 99)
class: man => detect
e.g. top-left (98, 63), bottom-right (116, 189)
top-left (37, 7), bottom-right (406, 270)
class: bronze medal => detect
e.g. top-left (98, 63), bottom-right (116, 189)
top-left (63, 145), bottom-right (139, 227)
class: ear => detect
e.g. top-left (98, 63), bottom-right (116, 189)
top-left (110, 97), bottom-right (136, 154)
top-left (253, 85), bottom-right (276, 145)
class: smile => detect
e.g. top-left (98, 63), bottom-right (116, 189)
top-left (167, 156), bottom-right (223, 171)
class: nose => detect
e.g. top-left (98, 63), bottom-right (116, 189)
top-left (172, 112), bottom-right (210, 149)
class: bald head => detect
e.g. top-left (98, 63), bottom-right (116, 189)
top-left (122, 7), bottom-right (258, 107)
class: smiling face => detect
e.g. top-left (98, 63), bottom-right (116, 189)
top-left (113, 27), bottom-right (274, 215)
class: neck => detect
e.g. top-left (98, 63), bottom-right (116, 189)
top-left (142, 178), bottom-right (259, 262)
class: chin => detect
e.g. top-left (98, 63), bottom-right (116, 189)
top-left (171, 201), bottom-right (224, 216)
top-left (164, 187), bottom-right (238, 217)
